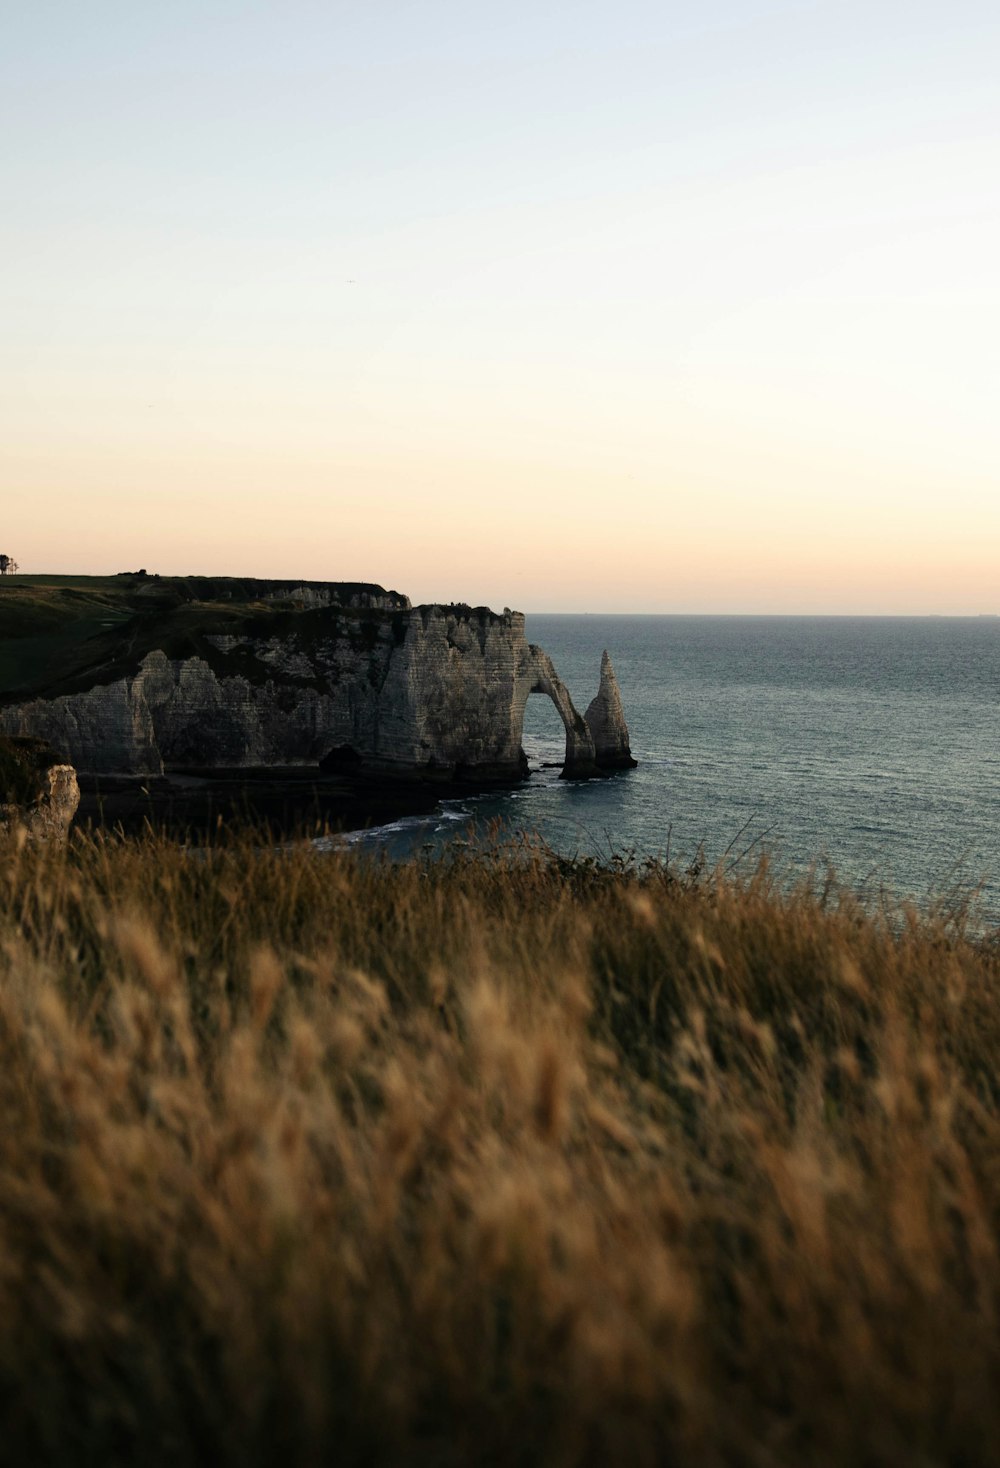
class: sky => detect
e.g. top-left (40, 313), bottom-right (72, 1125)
top-left (2, 1), bottom-right (999, 612)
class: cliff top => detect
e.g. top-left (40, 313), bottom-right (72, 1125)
top-left (0, 574), bottom-right (410, 705)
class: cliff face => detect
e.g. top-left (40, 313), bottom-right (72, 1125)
top-left (0, 600), bottom-right (635, 783)
top-left (0, 737), bottom-right (80, 840)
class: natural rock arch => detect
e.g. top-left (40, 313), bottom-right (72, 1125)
top-left (514, 648), bottom-right (597, 779)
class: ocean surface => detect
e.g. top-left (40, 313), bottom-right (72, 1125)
top-left (340, 616), bottom-right (1000, 925)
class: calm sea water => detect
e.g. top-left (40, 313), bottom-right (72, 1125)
top-left (343, 616), bottom-right (1000, 925)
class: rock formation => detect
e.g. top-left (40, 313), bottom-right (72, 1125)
top-left (0, 737), bottom-right (80, 841)
top-left (263, 585), bottom-right (411, 611)
top-left (584, 652), bottom-right (638, 769)
top-left (0, 592), bottom-right (635, 784)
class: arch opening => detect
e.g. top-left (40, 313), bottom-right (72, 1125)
top-left (522, 686), bottom-right (569, 773)
top-left (513, 654), bottom-right (597, 779)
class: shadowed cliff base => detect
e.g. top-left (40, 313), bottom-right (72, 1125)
top-left (74, 769), bottom-right (444, 841)
top-left (73, 762), bottom-right (569, 841)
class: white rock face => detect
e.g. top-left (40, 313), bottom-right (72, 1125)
top-left (584, 652), bottom-right (637, 770)
top-left (263, 586), bottom-right (412, 611)
top-left (0, 676), bottom-right (161, 774)
top-left (0, 605), bottom-right (634, 782)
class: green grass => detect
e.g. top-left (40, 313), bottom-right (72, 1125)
top-left (1, 828), bottom-right (999, 1466)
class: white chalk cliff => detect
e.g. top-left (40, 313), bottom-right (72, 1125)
top-left (1, 601), bottom-right (635, 782)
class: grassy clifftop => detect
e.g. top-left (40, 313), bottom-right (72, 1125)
top-left (1, 830), bottom-right (998, 1466)
top-left (0, 574), bottom-right (407, 704)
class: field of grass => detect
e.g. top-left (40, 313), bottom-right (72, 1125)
top-left (1, 828), bottom-right (999, 1466)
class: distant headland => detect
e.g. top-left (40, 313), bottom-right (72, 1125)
top-left (0, 575), bottom-right (635, 796)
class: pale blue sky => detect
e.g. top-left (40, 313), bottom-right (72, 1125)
top-left (3, 2), bottom-right (999, 609)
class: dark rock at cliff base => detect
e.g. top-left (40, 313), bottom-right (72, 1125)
top-left (320, 745), bottom-right (363, 770)
top-left (0, 736), bottom-right (80, 840)
top-left (75, 770), bottom-right (442, 841)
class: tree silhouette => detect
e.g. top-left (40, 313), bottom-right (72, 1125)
top-left (0, 556), bottom-right (18, 575)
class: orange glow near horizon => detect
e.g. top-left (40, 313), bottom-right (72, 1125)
top-left (3, 4), bottom-right (999, 613)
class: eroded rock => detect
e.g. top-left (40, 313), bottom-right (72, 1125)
top-left (0, 737), bottom-right (80, 841)
top-left (584, 651), bottom-right (638, 770)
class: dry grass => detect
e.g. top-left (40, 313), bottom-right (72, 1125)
top-left (0, 826), bottom-right (999, 1466)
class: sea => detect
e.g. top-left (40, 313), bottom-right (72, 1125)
top-left (338, 616), bottom-right (1000, 927)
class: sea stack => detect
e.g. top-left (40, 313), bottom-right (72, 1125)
top-left (584, 651), bottom-right (638, 770)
